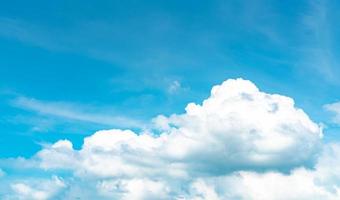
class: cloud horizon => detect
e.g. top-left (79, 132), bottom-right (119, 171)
top-left (2, 78), bottom-right (339, 200)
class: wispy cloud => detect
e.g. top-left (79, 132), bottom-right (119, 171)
top-left (0, 17), bottom-right (180, 68)
top-left (167, 80), bottom-right (181, 94)
top-left (0, 18), bottom-right (67, 51)
top-left (167, 80), bottom-right (189, 95)
top-left (324, 101), bottom-right (340, 125)
top-left (297, 0), bottom-right (340, 83)
top-left (11, 96), bottom-right (144, 129)
top-left (0, 17), bottom-right (126, 65)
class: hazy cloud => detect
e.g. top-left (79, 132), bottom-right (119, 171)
top-left (324, 101), bottom-right (340, 125)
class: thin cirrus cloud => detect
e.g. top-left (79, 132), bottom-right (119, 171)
top-left (11, 96), bottom-right (144, 129)
top-left (3, 78), bottom-right (339, 200)
top-left (0, 18), bottom-right (67, 52)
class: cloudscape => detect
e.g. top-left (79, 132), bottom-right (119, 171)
top-left (1, 1), bottom-right (340, 199)
top-left (1, 79), bottom-right (339, 199)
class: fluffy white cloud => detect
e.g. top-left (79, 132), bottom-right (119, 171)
top-left (36, 79), bottom-right (322, 178)
top-left (3, 78), bottom-right (335, 199)
top-left (97, 178), bottom-right (170, 200)
top-left (11, 144), bottom-right (340, 200)
top-left (184, 143), bottom-right (340, 200)
top-left (155, 79), bottom-right (322, 172)
top-left (9, 176), bottom-right (65, 200)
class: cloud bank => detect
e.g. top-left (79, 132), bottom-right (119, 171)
top-left (3, 78), bottom-right (339, 200)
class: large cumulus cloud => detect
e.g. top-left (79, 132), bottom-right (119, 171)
top-left (3, 78), bottom-right (337, 200)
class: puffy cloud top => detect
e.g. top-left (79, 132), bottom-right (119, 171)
top-left (156, 79), bottom-right (321, 172)
top-left (6, 78), bottom-right (334, 200)
top-left (36, 79), bottom-right (322, 178)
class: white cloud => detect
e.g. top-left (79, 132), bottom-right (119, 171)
top-left (324, 101), bottom-right (340, 125)
top-left (11, 143), bottom-right (340, 200)
top-left (97, 178), bottom-right (170, 200)
top-left (2, 78), bottom-right (334, 199)
top-left (11, 96), bottom-right (143, 128)
top-left (35, 79), bottom-right (321, 178)
top-left (185, 143), bottom-right (340, 200)
top-left (9, 176), bottom-right (66, 200)
top-left (168, 80), bottom-right (182, 94)
top-left (187, 180), bottom-right (220, 200)
top-left (298, 0), bottom-right (340, 82)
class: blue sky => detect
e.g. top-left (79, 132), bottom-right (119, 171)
top-left (1, 1), bottom-right (340, 199)
top-left (1, 0), bottom-right (340, 157)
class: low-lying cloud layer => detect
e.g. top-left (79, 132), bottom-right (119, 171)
top-left (2, 78), bottom-right (340, 200)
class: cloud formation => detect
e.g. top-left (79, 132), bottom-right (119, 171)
top-left (11, 96), bottom-right (143, 129)
top-left (9, 176), bottom-right (65, 200)
top-left (3, 78), bottom-right (338, 199)
top-left (324, 101), bottom-right (340, 125)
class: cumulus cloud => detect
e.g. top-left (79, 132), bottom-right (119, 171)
top-left (36, 79), bottom-right (322, 177)
top-left (9, 176), bottom-right (66, 200)
top-left (10, 143), bottom-right (340, 200)
top-left (2, 78), bottom-right (335, 199)
top-left (96, 178), bottom-right (170, 200)
top-left (187, 144), bottom-right (340, 200)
